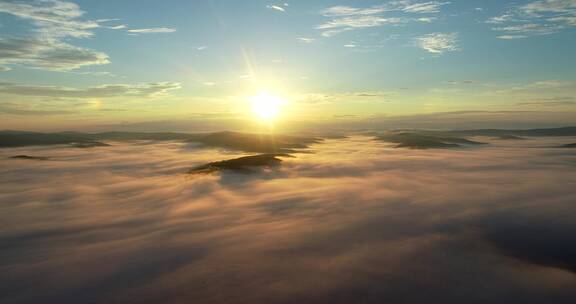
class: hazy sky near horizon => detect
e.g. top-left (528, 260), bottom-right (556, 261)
top-left (0, 0), bottom-right (575, 131)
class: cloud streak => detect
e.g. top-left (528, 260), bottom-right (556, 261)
top-left (402, 1), bottom-right (450, 13)
top-left (128, 27), bottom-right (177, 34)
top-left (317, 1), bottom-right (450, 37)
top-left (0, 82), bottom-right (182, 98)
top-left (296, 91), bottom-right (394, 104)
top-left (488, 0), bottom-right (576, 39)
top-left (0, 37), bottom-right (109, 71)
top-left (0, 104), bottom-right (75, 116)
top-left (317, 16), bottom-right (404, 37)
top-left (267, 4), bottom-right (286, 12)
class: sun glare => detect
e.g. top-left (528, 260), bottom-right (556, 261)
top-left (249, 92), bottom-right (286, 121)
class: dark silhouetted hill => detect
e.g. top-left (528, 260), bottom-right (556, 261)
top-left (443, 126), bottom-right (576, 137)
top-left (71, 142), bottom-right (112, 148)
top-left (189, 154), bottom-right (291, 174)
top-left (491, 135), bottom-right (526, 140)
top-left (9, 155), bottom-right (49, 160)
top-left (376, 132), bottom-right (485, 149)
top-left (374, 126), bottom-right (575, 149)
top-left (197, 131), bottom-right (321, 153)
top-left (0, 131), bottom-right (96, 148)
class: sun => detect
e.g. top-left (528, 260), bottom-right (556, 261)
top-left (249, 92), bottom-right (286, 121)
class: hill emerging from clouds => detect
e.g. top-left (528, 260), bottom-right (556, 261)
top-left (0, 130), bottom-right (322, 153)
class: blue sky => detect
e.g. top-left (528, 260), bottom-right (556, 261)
top-left (0, 0), bottom-right (575, 131)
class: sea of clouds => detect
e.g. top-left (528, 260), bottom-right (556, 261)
top-left (1, 136), bottom-right (575, 303)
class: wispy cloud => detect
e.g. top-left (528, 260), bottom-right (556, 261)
top-left (493, 23), bottom-right (563, 37)
top-left (107, 24), bottom-right (127, 30)
top-left (317, 1), bottom-right (449, 37)
top-left (548, 15), bottom-right (576, 25)
top-left (267, 5), bottom-right (285, 12)
top-left (486, 14), bottom-right (515, 24)
top-left (128, 27), bottom-right (177, 34)
top-left (297, 37), bottom-right (315, 43)
top-left (511, 80), bottom-right (576, 90)
top-left (0, 0), bottom-right (110, 71)
top-left (0, 82), bottom-right (182, 98)
top-left (415, 32), bottom-right (459, 54)
top-left (320, 5), bottom-right (388, 17)
top-left (497, 35), bottom-right (529, 40)
top-left (267, 3), bottom-right (289, 12)
top-left (488, 0), bottom-right (576, 39)
top-left (317, 16), bottom-right (404, 37)
top-left (0, 0), bottom-right (98, 39)
top-left (296, 91), bottom-right (394, 104)
top-left (402, 1), bottom-right (450, 14)
top-left (517, 96), bottom-right (576, 106)
top-left (492, 80), bottom-right (576, 99)
top-left (417, 17), bottom-right (437, 23)
top-left (343, 110), bottom-right (576, 129)
top-left (522, 0), bottom-right (576, 14)
top-left (0, 105), bottom-right (75, 116)
top-left (446, 80), bottom-right (477, 85)
top-left (0, 37), bottom-right (109, 71)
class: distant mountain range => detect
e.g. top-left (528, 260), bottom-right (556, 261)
top-left (376, 133), bottom-right (486, 149)
top-left (1, 127), bottom-right (575, 151)
top-left (0, 130), bottom-right (321, 153)
top-left (436, 126), bottom-right (576, 137)
top-left (374, 126), bottom-right (576, 149)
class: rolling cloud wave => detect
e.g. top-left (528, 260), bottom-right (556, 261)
top-left (1, 136), bottom-right (576, 303)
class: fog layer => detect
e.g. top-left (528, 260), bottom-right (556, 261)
top-left (1, 136), bottom-right (575, 303)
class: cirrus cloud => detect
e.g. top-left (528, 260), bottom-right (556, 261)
top-left (317, 1), bottom-right (450, 37)
top-left (0, 81), bottom-right (182, 98)
top-left (488, 0), bottom-right (576, 39)
top-left (0, 37), bottom-right (109, 71)
top-left (0, 0), bottom-right (110, 71)
top-left (415, 32), bottom-right (459, 54)
top-left (128, 27), bottom-right (177, 34)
